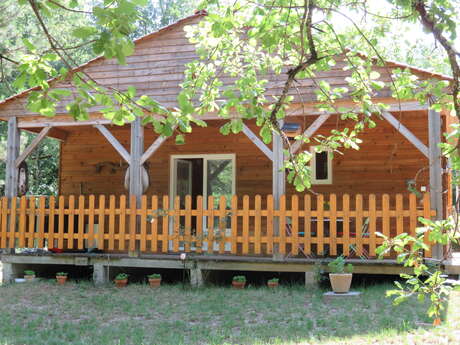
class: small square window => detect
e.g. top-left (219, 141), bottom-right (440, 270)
top-left (310, 147), bottom-right (332, 184)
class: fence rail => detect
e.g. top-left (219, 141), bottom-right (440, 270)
top-left (0, 193), bottom-right (436, 258)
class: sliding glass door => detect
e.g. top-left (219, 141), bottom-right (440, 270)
top-left (170, 154), bottom-right (235, 251)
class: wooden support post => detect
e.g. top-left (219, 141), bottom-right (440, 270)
top-left (428, 105), bottom-right (443, 259)
top-left (130, 118), bottom-right (144, 199)
top-left (272, 121), bottom-right (285, 261)
top-left (5, 117), bottom-right (20, 199)
top-left (129, 117), bottom-right (144, 256)
top-left (5, 117), bottom-right (20, 254)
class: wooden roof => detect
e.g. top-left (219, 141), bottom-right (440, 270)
top-left (0, 11), bottom-right (452, 119)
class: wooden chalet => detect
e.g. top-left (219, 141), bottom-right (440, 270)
top-left (0, 12), bottom-right (455, 284)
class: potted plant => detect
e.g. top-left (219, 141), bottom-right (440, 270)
top-left (232, 275), bottom-right (246, 289)
top-left (56, 272), bottom-right (68, 285)
top-left (147, 273), bottom-right (161, 288)
top-left (328, 256), bottom-right (353, 293)
top-left (24, 270), bottom-right (36, 282)
top-left (114, 273), bottom-right (128, 288)
top-left (267, 278), bottom-right (279, 288)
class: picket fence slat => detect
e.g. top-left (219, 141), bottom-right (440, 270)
top-left (1, 197), bottom-right (8, 249)
top-left (0, 193), bottom-right (436, 259)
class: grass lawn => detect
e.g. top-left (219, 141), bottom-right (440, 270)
top-left (0, 280), bottom-right (459, 345)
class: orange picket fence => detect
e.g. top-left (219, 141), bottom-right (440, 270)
top-left (0, 193), bottom-right (436, 258)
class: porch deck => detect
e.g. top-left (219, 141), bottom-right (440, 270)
top-left (0, 192), bottom-right (435, 259)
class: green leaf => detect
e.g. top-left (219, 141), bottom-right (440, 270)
top-left (22, 38), bottom-right (36, 52)
top-left (127, 86), bottom-right (136, 98)
top-left (72, 26), bottom-right (97, 39)
top-left (230, 119), bottom-right (243, 134)
top-left (220, 122), bottom-right (231, 135)
top-left (175, 134), bottom-right (185, 145)
top-left (369, 71), bottom-right (380, 80)
top-left (260, 126), bottom-right (272, 144)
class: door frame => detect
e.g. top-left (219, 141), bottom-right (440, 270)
top-left (169, 153), bottom-right (236, 204)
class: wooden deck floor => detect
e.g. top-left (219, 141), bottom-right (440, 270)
top-left (1, 252), bottom-right (415, 277)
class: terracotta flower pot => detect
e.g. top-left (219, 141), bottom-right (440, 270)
top-left (24, 275), bottom-right (35, 282)
top-left (329, 273), bottom-right (352, 293)
top-left (148, 278), bottom-right (161, 288)
top-left (232, 281), bottom-right (246, 289)
top-left (267, 281), bottom-right (279, 288)
top-left (115, 279), bottom-right (128, 288)
top-left (56, 276), bottom-right (67, 285)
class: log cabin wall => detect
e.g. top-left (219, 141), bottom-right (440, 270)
top-left (59, 111), bottom-right (432, 205)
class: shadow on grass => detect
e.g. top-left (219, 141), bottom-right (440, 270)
top-left (0, 280), bottom-right (452, 345)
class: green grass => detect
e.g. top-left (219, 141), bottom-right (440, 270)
top-left (0, 280), bottom-right (459, 345)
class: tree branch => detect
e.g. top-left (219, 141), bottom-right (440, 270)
top-left (413, 0), bottom-right (460, 118)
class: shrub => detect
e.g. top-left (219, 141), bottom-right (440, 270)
top-left (56, 272), bottom-right (68, 277)
top-left (268, 278), bottom-right (279, 283)
top-left (24, 270), bottom-right (35, 276)
top-left (148, 273), bottom-right (161, 279)
top-left (232, 275), bottom-right (246, 282)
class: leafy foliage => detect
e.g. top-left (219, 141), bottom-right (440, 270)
top-left (328, 256), bottom-right (353, 274)
top-left (147, 273), bottom-right (161, 279)
top-left (376, 215), bottom-right (460, 324)
top-left (114, 273), bottom-right (128, 280)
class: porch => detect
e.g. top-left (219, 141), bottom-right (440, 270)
top-left (0, 192), bottom-right (435, 259)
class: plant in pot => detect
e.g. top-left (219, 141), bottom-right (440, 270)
top-left (24, 270), bottom-right (36, 282)
top-left (328, 256), bottom-right (353, 293)
top-left (56, 272), bottom-right (68, 285)
top-left (147, 273), bottom-right (161, 288)
top-left (232, 275), bottom-right (246, 289)
top-left (267, 278), bottom-right (279, 288)
top-left (114, 273), bottom-right (128, 288)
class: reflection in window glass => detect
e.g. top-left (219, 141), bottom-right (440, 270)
top-left (207, 159), bottom-right (233, 207)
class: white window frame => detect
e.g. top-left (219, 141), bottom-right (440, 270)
top-left (310, 147), bottom-right (332, 185)
top-left (169, 153), bottom-right (236, 204)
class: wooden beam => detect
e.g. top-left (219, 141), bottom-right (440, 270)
top-left (13, 100), bottom-right (432, 129)
top-left (5, 117), bottom-right (20, 198)
top-left (19, 119), bottom-right (113, 128)
top-left (291, 114), bottom-right (331, 153)
top-left (140, 127), bottom-right (176, 164)
top-left (15, 126), bottom-right (52, 168)
top-left (381, 110), bottom-right (429, 158)
top-left (428, 104), bottom-right (443, 259)
top-left (25, 127), bottom-right (68, 141)
top-left (94, 124), bottom-right (130, 163)
top-left (242, 124), bottom-right (273, 161)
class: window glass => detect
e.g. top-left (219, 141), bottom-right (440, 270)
top-left (315, 151), bottom-right (328, 180)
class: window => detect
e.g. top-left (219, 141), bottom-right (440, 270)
top-left (310, 147), bottom-right (332, 184)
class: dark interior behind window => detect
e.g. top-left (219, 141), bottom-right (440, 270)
top-left (315, 151), bottom-right (328, 180)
